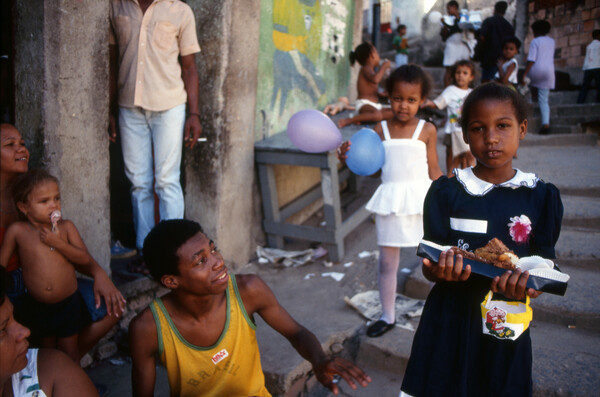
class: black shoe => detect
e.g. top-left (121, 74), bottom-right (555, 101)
top-left (538, 126), bottom-right (551, 135)
top-left (366, 320), bottom-right (396, 337)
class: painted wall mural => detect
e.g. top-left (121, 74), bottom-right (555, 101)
top-left (256, 0), bottom-right (355, 140)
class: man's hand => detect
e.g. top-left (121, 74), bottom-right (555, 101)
top-left (184, 114), bottom-right (202, 149)
top-left (108, 113), bottom-right (118, 143)
top-left (313, 357), bottom-right (371, 395)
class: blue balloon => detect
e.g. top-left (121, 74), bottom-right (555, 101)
top-left (287, 109), bottom-right (343, 153)
top-left (346, 128), bottom-right (385, 176)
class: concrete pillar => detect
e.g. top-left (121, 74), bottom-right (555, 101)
top-left (14, 1), bottom-right (111, 272)
top-left (514, 0), bottom-right (529, 65)
top-left (184, 1), bottom-right (261, 269)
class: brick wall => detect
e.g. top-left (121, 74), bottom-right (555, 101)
top-left (525, 0), bottom-right (600, 68)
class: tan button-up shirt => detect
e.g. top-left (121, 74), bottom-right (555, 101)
top-left (109, 0), bottom-right (200, 111)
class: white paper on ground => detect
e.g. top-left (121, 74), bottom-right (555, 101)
top-left (345, 290), bottom-right (425, 331)
top-left (322, 272), bottom-right (345, 282)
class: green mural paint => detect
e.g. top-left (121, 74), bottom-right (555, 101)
top-left (255, 0), bottom-right (355, 140)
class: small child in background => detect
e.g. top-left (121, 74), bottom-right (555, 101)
top-left (422, 59), bottom-right (476, 176)
top-left (0, 169), bottom-right (125, 363)
top-left (394, 24), bottom-right (409, 67)
top-left (577, 29), bottom-right (600, 104)
top-left (495, 36), bottom-right (521, 88)
top-left (337, 42), bottom-right (392, 128)
top-left (400, 83), bottom-right (563, 396)
top-left (338, 65), bottom-right (442, 337)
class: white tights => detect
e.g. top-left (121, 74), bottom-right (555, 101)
top-left (378, 246), bottom-right (400, 324)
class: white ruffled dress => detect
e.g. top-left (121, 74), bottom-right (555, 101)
top-left (365, 120), bottom-right (432, 247)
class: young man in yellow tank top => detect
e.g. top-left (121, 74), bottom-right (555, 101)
top-left (129, 219), bottom-right (371, 397)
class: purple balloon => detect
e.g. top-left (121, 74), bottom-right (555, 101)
top-left (287, 109), bottom-right (343, 153)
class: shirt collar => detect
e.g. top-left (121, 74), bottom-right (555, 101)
top-left (454, 167), bottom-right (539, 196)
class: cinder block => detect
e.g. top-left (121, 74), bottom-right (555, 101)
top-left (569, 34), bottom-right (580, 46)
top-left (119, 309), bottom-right (138, 330)
top-left (582, 10), bottom-right (591, 20)
top-left (584, 19), bottom-right (595, 32)
top-left (126, 294), bottom-right (153, 312)
top-left (564, 24), bottom-right (574, 35)
top-left (95, 341), bottom-right (118, 361)
top-left (557, 36), bottom-right (569, 48)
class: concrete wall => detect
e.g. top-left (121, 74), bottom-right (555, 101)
top-left (14, 0), bottom-right (111, 272)
top-left (11, 0), bottom-right (363, 272)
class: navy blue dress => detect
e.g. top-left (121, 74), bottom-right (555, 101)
top-left (401, 168), bottom-right (563, 397)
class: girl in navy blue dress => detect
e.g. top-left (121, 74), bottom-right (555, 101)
top-left (400, 83), bottom-right (563, 397)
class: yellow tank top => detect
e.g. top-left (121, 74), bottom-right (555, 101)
top-left (150, 274), bottom-right (271, 397)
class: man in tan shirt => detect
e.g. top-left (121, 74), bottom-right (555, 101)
top-left (109, 0), bottom-right (202, 255)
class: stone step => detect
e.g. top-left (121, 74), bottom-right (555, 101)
top-left (519, 132), bottom-right (597, 147)
top-left (561, 195), bottom-right (600, 231)
top-left (555, 228), bottom-right (600, 270)
top-left (541, 103), bottom-right (600, 117)
top-left (531, 264), bottom-right (600, 331)
top-left (513, 145), bottom-right (600, 198)
top-left (528, 117), bottom-right (598, 133)
top-left (546, 90), bottom-right (589, 105)
top-left (530, 321), bottom-right (600, 397)
top-left (529, 124), bottom-right (583, 135)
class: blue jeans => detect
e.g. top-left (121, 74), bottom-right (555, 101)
top-left (395, 53), bottom-right (408, 67)
top-left (577, 68), bottom-right (600, 103)
top-left (537, 88), bottom-right (550, 126)
top-left (119, 104), bottom-right (185, 250)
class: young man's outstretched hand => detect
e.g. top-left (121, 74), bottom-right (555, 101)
top-left (313, 356), bottom-right (372, 394)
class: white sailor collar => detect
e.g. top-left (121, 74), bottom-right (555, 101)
top-left (454, 167), bottom-right (539, 196)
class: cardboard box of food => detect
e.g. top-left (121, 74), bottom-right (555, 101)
top-left (416, 240), bottom-right (569, 296)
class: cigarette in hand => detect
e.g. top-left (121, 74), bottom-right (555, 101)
top-left (197, 137), bottom-right (207, 142)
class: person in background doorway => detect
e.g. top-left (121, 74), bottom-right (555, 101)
top-left (108, 0), bottom-right (203, 273)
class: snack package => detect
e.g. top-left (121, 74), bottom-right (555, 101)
top-left (480, 291), bottom-right (532, 341)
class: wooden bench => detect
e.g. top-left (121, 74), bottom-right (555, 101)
top-left (254, 126), bottom-right (372, 262)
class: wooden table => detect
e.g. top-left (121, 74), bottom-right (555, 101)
top-left (254, 126), bottom-right (371, 262)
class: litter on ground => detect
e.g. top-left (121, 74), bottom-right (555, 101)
top-left (345, 290), bottom-right (424, 331)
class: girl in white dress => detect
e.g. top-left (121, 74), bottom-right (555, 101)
top-left (339, 65), bottom-right (443, 337)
